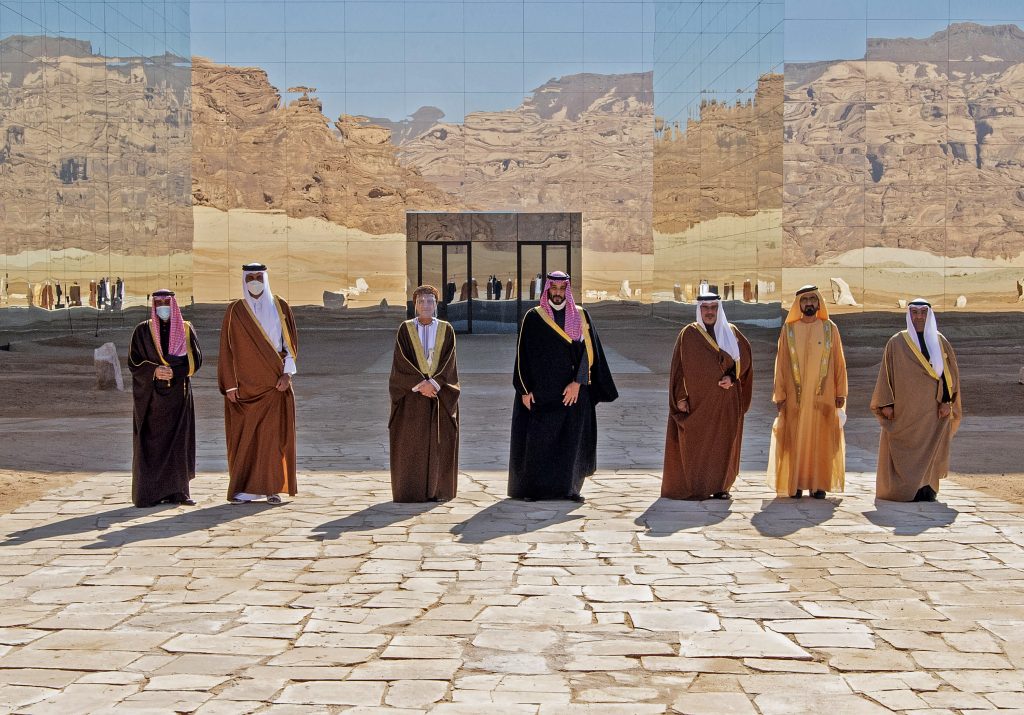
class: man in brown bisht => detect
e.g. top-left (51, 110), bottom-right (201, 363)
top-left (388, 285), bottom-right (461, 502)
top-left (663, 293), bottom-right (753, 500)
top-left (768, 285), bottom-right (848, 499)
top-left (218, 263), bottom-right (298, 504)
top-left (870, 299), bottom-right (962, 502)
top-left (128, 290), bottom-right (202, 507)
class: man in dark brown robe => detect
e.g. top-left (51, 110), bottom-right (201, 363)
top-left (388, 285), bottom-right (460, 502)
top-left (218, 263), bottom-right (299, 504)
top-left (663, 293), bottom-right (753, 500)
top-left (128, 290), bottom-right (202, 507)
top-left (870, 299), bottom-right (962, 501)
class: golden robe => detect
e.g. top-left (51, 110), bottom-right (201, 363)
top-left (870, 331), bottom-right (962, 501)
top-left (217, 297), bottom-right (299, 499)
top-left (768, 317), bottom-right (848, 495)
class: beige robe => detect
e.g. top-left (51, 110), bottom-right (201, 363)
top-left (870, 331), bottom-right (962, 501)
top-left (768, 318), bottom-right (848, 495)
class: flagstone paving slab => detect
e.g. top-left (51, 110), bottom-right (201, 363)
top-left (0, 471), bottom-right (1023, 712)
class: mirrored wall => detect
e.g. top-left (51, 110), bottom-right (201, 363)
top-left (783, 0), bottom-right (1024, 310)
top-left (3, 1), bottom-right (1021, 322)
top-left (653, 1), bottom-right (784, 307)
top-left (187, 0), bottom-right (654, 308)
top-left (0, 0), bottom-right (191, 323)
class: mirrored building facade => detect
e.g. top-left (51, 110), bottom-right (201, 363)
top-left (2, 0), bottom-right (1021, 327)
top-left (0, 0), bottom-right (191, 316)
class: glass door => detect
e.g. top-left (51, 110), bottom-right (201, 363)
top-left (417, 242), bottom-right (472, 333)
top-left (516, 241), bottom-right (572, 323)
top-left (444, 243), bottom-right (471, 333)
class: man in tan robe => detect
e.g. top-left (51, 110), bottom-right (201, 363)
top-left (218, 263), bottom-right (298, 504)
top-left (769, 285), bottom-right (848, 498)
top-left (388, 285), bottom-right (460, 502)
top-left (870, 299), bottom-right (962, 501)
top-left (663, 293), bottom-right (753, 500)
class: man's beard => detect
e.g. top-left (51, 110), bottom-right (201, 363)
top-left (801, 305), bottom-right (817, 316)
top-left (548, 295), bottom-right (565, 305)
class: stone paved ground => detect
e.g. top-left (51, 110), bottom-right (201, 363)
top-left (2, 322), bottom-right (1023, 713)
top-left (1, 470), bottom-right (1024, 714)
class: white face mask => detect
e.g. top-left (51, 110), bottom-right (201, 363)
top-left (155, 306), bottom-right (172, 321)
top-left (246, 280), bottom-right (265, 297)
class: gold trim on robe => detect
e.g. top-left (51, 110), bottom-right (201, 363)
top-left (900, 330), bottom-right (954, 397)
top-left (404, 319), bottom-right (449, 377)
top-left (532, 306), bottom-right (595, 382)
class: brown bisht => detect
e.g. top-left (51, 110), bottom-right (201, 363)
top-left (128, 320), bottom-right (202, 507)
top-left (388, 319), bottom-right (460, 502)
top-left (870, 331), bottom-right (962, 501)
top-left (663, 323), bottom-right (753, 499)
top-left (217, 298), bottom-right (299, 499)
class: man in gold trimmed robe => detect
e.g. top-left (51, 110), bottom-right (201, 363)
top-left (663, 293), bottom-right (753, 500)
top-left (768, 285), bottom-right (848, 498)
top-left (389, 285), bottom-right (461, 502)
top-left (128, 290), bottom-right (202, 507)
top-left (509, 272), bottom-right (618, 502)
top-left (218, 263), bottom-right (299, 504)
top-left (870, 299), bottom-right (962, 501)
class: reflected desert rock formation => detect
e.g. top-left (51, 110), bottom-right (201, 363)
top-left (655, 74), bottom-right (784, 236)
top-left (0, 36), bottom-right (191, 260)
top-left (785, 23), bottom-right (1024, 267)
top-left (191, 58), bottom-right (462, 236)
top-left (399, 72), bottom-right (654, 254)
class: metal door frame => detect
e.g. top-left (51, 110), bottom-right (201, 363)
top-left (516, 240), bottom-right (571, 322)
top-left (417, 241), bottom-right (472, 333)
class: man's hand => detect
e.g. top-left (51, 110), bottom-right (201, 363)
top-left (676, 398), bottom-right (690, 414)
top-left (562, 382), bottom-right (580, 406)
top-left (417, 381), bottom-right (438, 398)
top-left (521, 392), bottom-right (534, 410)
top-left (718, 375), bottom-right (734, 390)
top-left (835, 396), bottom-right (846, 409)
top-left (226, 389), bottom-right (239, 404)
top-left (276, 374), bottom-right (292, 392)
top-left (154, 366), bottom-right (173, 381)
top-left (881, 405), bottom-right (894, 420)
top-left (938, 402), bottom-right (952, 419)
top-left (776, 400), bottom-right (785, 412)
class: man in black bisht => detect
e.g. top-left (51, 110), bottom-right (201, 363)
top-left (509, 271), bottom-right (618, 502)
top-left (127, 290), bottom-right (202, 507)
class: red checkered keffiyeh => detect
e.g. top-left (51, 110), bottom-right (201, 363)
top-left (150, 291), bottom-right (187, 357)
top-left (538, 272), bottom-right (582, 341)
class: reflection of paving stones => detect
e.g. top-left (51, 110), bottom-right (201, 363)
top-left (1, 470), bottom-right (1022, 712)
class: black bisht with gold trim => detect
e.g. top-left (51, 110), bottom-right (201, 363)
top-left (508, 306), bottom-right (617, 500)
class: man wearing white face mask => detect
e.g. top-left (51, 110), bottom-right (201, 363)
top-left (218, 263), bottom-right (299, 504)
top-left (128, 290), bottom-right (202, 507)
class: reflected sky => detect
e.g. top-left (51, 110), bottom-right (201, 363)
top-left (0, 0), bottom-right (189, 57)
top-left (189, 0), bottom-right (655, 122)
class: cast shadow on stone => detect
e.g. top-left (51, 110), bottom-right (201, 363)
top-left (750, 497), bottom-right (840, 537)
top-left (862, 499), bottom-right (959, 536)
top-left (310, 502), bottom-right (438, 541)
top-left (1, 504), bottom-right (177, 546)
top-left (633, 498), bottom-right (732, 537)
top-left (80, 503), bottom-right (276, 549)
top-left (451, 499), bottom-right (583, 544)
